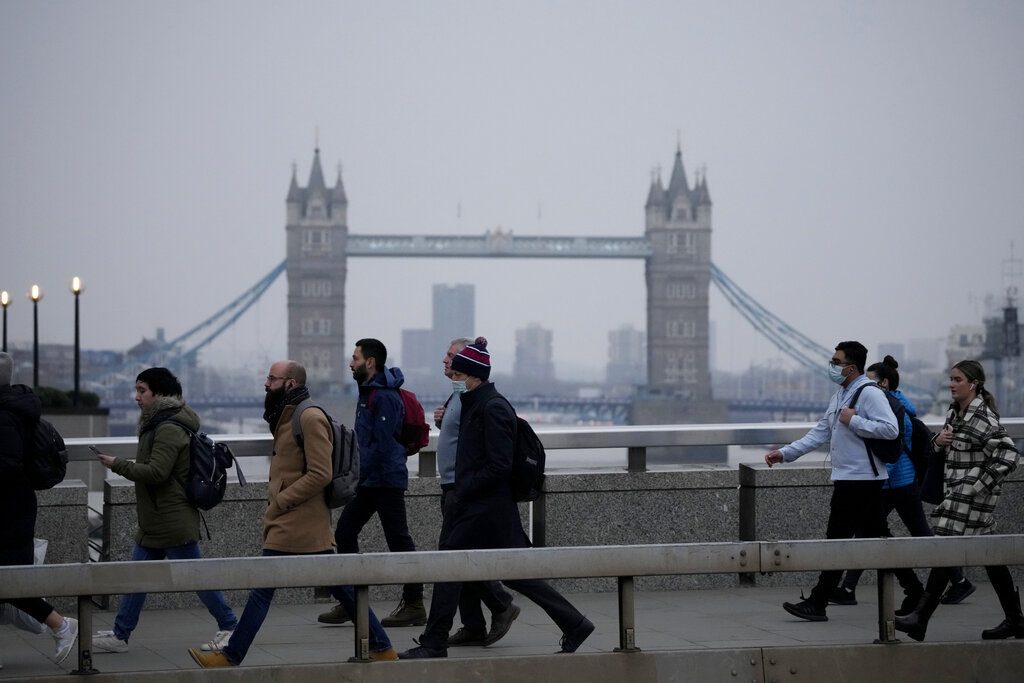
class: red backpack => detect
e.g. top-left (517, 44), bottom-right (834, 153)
top-left (370, 388), bottom-right (430, 456)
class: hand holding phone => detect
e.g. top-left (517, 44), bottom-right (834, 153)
top-left (89, 445), bottom-right (102, 455)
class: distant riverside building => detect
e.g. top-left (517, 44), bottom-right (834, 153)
top-left (285, 148), bottom-right (348, 393)
top-left (877, 342), bottom-right (905, 363)
top-left (606, 324), bottom-right (646, 386)
top-left (908, 337), bottom-right (945, 371)
top-left (432, 284), bottom-right (474, 349)
top-left (401, 328), bottom-right (435, 375)
top-left (400, 284), bottom-right (475, 376)
top-left (515, 323), bottom-right (554, 382)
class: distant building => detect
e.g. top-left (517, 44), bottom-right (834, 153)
top-left (401, 329), bottom-right (435, 375)
top-left (907, 337), bottom-right (945, 370)
top-left (285, 148), bottom-right (348, 394)
top-left (515, 323), bottom-right (554, 382)
top-left (946, 325), bottom-right (986, 366)
top-left (877, 342), bottom-right (905, 363)
top-left (400, 284), bottom-right (475, 375)
top-left (606, 324), bottom-right (646, 386)
top-left (432, 284), bottom-right (474, 350)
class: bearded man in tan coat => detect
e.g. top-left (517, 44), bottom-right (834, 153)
top-left (189, 360), bottom-right (396, 667)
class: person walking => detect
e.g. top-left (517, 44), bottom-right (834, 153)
top-left (399, 338), bottom-right (594, 659)
top-left (92, 367), bottom-right (237, 653)
top-left (895, 359), bottom-right (1021, 641)
top-left (0, 351), bottom-right (79, 665)
top-left (189, 360), bottom-right (395, 666)
top-left (765, 341), bottom-right (898, 622)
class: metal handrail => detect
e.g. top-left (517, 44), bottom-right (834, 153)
top-left (2, 535), bottom-right (1022, 671)
top-left (63, 417), bottom-right (1024, 468)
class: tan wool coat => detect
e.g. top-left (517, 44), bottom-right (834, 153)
top-left (263, 403), bottom-right (335, 552)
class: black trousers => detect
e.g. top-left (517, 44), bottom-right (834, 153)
top-left (420, 577), bottom-right (585, 649)
top-left (808, 480), bottom-right (886, 608)
top-left (0, 483), bottom-right (55, 624)
top-left (440, 488), bottom-right (513, 632)
top-left (841, 483), bottom-right (966, 590)
top-left (335, 486), bottom-right (423, 601)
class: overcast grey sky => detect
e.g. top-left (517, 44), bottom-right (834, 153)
top-left (2, 1), bottom-right (1022, 379)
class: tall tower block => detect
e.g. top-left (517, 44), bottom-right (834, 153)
top-left (634, 145), bottom-right (726, 443)
top-left (285, 149), bottom-right (348, 395)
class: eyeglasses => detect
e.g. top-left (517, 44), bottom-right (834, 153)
top-left (266, 374), bottom-right (291, 383)
top-left (828, 359), bottom-right (853, 369)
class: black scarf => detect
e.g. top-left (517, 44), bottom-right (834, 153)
top-left (263, 385), bottom-right (311, 434)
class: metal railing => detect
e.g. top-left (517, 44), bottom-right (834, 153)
top-left (1, 535), bottom-right (1022, 674)
top-left (63, 417), bottom-right (1024, 473)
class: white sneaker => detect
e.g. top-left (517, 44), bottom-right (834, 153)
top-left (52, 617), bottom-right (79, 664)
top-left (92, 629), bottom-right (128, 653)
top-left (200, 629), bottom-right (233, 652)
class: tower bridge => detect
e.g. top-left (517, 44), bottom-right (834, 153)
top-left (287, 144), bottom-right (722, 426)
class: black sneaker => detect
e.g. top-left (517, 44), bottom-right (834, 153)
top-left (447, 627), bottom-right (486, 647)
top-left (896, 589), bottom-right (924, 617)
top-left (783, 598), bottom-right (828, 622)
top-left (940, 579), bottom-right (976, 605)
top-left (397, 644), bottom-right (447, 659)
top-left (827, 586), bottom-right (857, 606)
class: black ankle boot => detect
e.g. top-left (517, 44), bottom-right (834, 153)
top-left (895, 592), bottom-right (940, 642)
top-left (982, 587), bottom-right (1024, 640)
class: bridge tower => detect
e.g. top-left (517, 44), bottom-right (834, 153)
top-left (285, 149), bottom-right (348, 395)
top-left (635, 145), bottom-right (727, 432)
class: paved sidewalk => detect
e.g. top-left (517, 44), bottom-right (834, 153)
top-left (0, 584), bottom-right (1012, 679)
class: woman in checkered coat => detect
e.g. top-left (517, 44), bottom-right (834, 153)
top-left (896, 360), bottom-right (1022, 641)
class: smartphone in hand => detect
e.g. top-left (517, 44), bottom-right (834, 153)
top-left (89, 445), bottom-right (102, 455)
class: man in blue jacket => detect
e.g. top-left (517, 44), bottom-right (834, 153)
top-left (318, 338), bottom-right (425, 627)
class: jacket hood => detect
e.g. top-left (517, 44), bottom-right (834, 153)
top-left (139, 396), bottom-right (200, 434)
top-left (0, 384), bottom-right (42, 422)
top-left (366, 366), bottom-right (405, 390)
top-left (890, 389), bottom-right (917, 417)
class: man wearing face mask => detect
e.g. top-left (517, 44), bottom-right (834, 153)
top-left (189, 360), bottom-right (395, 667)
top-left (764, 341), bottom-right (898, 623)
top-left (433, 338), bottom-right (519, 648)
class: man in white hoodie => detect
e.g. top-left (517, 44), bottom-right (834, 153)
top-left (765, 341), bottom-right (898, 622)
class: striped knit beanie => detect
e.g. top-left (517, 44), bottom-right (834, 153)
top-left (451, 336), bottom-right (491, 380)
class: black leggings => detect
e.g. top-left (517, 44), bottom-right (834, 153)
top-left (925, 564), bottom-right (1015, 598)
top-left (0, 482), bottom-right (55, 625)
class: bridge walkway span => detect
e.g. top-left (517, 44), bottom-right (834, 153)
top-left (1, 585), bottom-right (1020, 682)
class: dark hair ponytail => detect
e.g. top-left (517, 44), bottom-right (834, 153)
top-left (867, 354), bottom-right (900, 390)
top-left (952, 359), bottom-right (999, 416)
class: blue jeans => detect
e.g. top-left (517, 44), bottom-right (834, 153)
top-left (113, 542), bottom-right (237, 641)
top-left (223, 549), bottom-right (391, 665)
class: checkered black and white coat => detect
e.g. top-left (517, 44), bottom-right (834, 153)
top-left (931, 397), bottom-right (1019, 536)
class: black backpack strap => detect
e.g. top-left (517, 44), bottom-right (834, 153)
top-left (846, 382), bottom-right (881, 476)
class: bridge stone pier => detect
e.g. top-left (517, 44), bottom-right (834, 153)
top-left (285, 146), bottom-right (727, 446)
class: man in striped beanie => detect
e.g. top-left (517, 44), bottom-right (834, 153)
top-left (400, 337), bottom-right (594, 659)
top-left (449, 336), bottom-right (491, 381)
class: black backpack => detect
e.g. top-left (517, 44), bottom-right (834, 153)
top-left (909, 416), bottom-right (944, 504)
top-left (166, 420), bottom-right (247, 511)
top-left (25, 418), bottom-right (68, 490)
top-left (510, 416), bottom-right (546, 502)
top-left (849, 382), bottom-right (905, 472)
top-left (292, 399), bottom-right (359, 508)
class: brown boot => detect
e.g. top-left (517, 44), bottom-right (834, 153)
top-left (381, 598), bottom-right (426, 627)
top-left (895, 592), bottom-right (941, 642)
top-left (982, 587), bottom-right (1024, 640)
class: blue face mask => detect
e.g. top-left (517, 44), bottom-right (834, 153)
top-left (451, 380), bottom-right (467, 394)
top-left (828, 363), bottom-right (847, 384)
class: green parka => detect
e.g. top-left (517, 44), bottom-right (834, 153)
top-left (111, 396), bottom-right (201, 548)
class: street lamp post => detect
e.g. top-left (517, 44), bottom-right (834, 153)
top-left (71, 277), bottom-right (83, 406)
top-left (0, 290), bottom-right (10, 352)
top-left (29, 285), bottom-right (43, 388)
